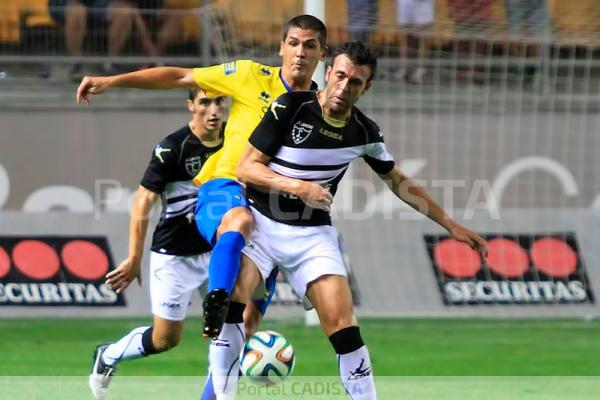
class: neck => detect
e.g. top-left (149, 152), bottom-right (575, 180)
top-left (189, 121), bottom-right (221, 146)
top-left (281, 69), bottom-right (311, 91)
top-left (317, 91), bottom-right (351, 122)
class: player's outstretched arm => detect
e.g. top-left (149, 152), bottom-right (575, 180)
top-left (76, 67), bottom-right (196, 104)
top-left (106, 185), bottom-right (159, 293)
top-left (379, 167), bottom-right (488, 256)
top-left (238, 144), bottom-right (333, 211)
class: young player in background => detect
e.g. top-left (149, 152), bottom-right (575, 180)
top-left (88, 88), bottom-right (271, 400)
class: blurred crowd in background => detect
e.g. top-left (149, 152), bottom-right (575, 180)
top-left (0, 0), bottom-right (598, 82)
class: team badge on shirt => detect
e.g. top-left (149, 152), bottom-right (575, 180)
top-left (224, 61), bottom-right (237, 75)
top-left (291, 121), bottom-right (314, 144)
top-left (184, 156), bottom-right (202, 176)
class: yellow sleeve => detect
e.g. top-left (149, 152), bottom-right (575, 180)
top-left (192, 60), bottom-right (253, 98)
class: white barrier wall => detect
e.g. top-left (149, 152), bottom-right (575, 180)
top-left (1, 108), bottom-right (598, 318)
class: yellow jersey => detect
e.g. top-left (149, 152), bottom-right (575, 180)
top-left (192, 60), bottom-right (313, 185)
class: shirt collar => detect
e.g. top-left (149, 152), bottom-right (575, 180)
top-left (279, 69), bottom-right (318, 92)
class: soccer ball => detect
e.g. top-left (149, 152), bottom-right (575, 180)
top-left (239, 330), bottom-right (295, 385)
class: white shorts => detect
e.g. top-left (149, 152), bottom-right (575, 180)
top-left (242, 208), bottom-right (347, 299)
top-left (149, 251), bottom-right (210, 321)
top-left (397, 0), bottom-right (434, 26)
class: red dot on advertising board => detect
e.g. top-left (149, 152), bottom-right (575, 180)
top-left (0, 246), bottom-right (10, 279)
top-left (434, 239), bottom-right (481, 278)
top-left (12, 240), bottom-right (60, 280)
top-left (61, 240), bottom-right (109, 280)
top-left (485, 238), bottom-right (530, 278)
top-left (530, 237), bottom-right (578, 278)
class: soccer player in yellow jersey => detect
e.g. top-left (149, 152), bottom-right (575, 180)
top-left (76, 15), bottom-right (328, 338)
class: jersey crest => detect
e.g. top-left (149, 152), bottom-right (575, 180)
top-left (184, 156), bottom-right (202, 176)
top-left (291, 121), bottom-right (314, 144)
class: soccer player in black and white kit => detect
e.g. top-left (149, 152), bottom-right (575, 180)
top-left (208, 42), bottom-right (488, 399)
top-left (89, 88), bottom-right (257, 400)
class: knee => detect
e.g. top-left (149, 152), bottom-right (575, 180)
top-left (219, 207), bottom-right (254, 238)
top-left (322, 315), bottom-right (355, 337)
top-left (108, 1), bottom-right (134, 21)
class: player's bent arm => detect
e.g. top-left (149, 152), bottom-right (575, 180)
top-left (238, 145), bottom-right (333, 208)
top-left (106, 186), bottom-right (159, 293)
top-left (379, 167), bottom-right (488, 255)
top-left (77, 67), bottom-right (196, 103)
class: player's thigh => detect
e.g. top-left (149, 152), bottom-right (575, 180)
top-left (149, 252), bottom-right (208, 321)
top-left (306, 274), bottom-right (355, 337)
top-left (280, 223), bottom-right (346, 300)
top-left (240, 211), bottom-right (278, 304)
top-left (195, 178), bottom-right (251, 243)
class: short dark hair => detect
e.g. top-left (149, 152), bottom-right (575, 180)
top-left (282, 14), bottom-right (327, 49)
top-left (331, 41), bottom-right (378, 82)
top-left (188, 87), bottom-right (201, 101)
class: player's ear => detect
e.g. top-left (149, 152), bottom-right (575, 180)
top-left (364, 80), bottom-right (372, 93)
top-left (325, 65), bottom-right (332, 82)
top-left (279, 41), bottom-right (285, 57)
top-left (187, 99), bottom-right (194, 113)
top-left (320, 46), bottom-right (328, 62)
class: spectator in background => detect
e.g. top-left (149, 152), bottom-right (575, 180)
top-left (447, 0), bottom-right (494, 83)
top-left (505, 0), bottom-right (549, 82)
top-left (154, 0), bottom-right (200, 56)
top-left (347, 0), bottom-right (378, 43)
top-left (395, 0), bottom-right (435, 84)
top-left (49, 0), bottom-right (158, 79)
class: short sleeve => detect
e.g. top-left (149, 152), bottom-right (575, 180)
top-left (140, 139), bottom-right (178, 193)
top-left (192, 60), bottom-right (252, 98)
top-left (363, 127), bottom-right (395, 174)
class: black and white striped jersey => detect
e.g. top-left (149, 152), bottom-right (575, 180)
top-left (141, 125), bottom-right (223, 255)
top-left (247, 91), bottom-right (395, 226)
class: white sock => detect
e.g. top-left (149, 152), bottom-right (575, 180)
top-left (102, 326), bottom-right (150, 366)
top-left (209, 322), bottom-right (245, 399)
top-left (338, 345), bottom-right (377, 400)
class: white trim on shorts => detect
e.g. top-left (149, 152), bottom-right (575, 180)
top-left (242, 208), bottom-right (347, 299)
top-left (149, 251), bottom-right (210, 321)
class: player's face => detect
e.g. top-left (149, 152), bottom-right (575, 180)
top-left (188, 92), bottom-right (226, 133)
top-left (323, 54), bottom-right (372, 119)
top-left (279, 27), bottom-right (326, 84)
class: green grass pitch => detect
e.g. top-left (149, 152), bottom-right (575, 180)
top-left (1, 317), bottom-right (599, 399)
top-left (1, 317), bottom-right (599, 376)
